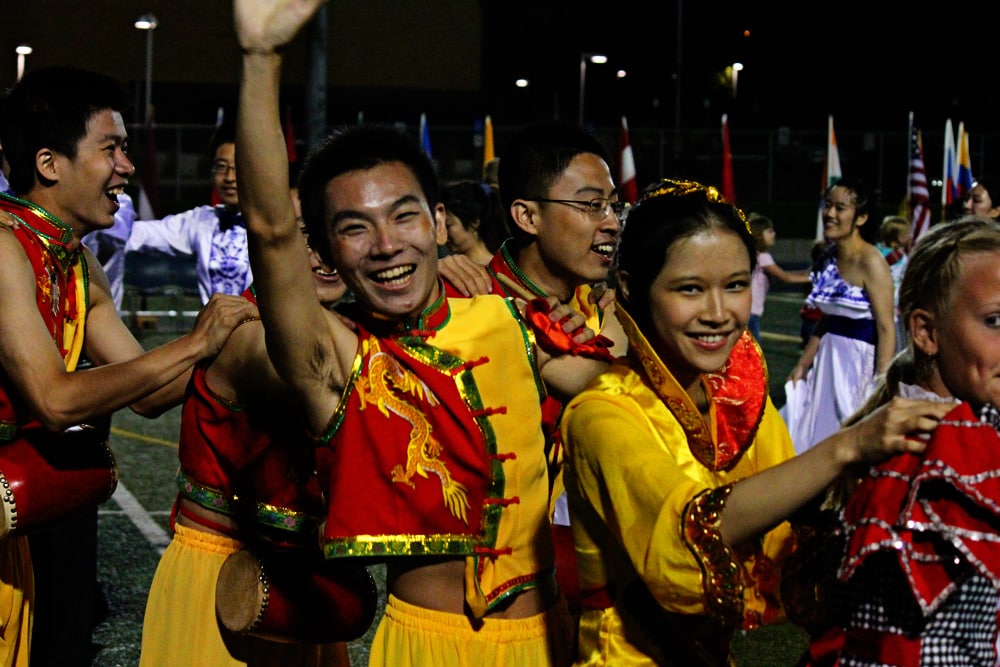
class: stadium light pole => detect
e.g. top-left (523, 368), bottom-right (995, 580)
top-left (15, 45), bottom-right (32, 82)
top-left (134, 13), bottom-right (158, 123)
top-left (578, 52), bottom-right (607, 127)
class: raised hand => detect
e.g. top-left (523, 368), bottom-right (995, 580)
top-left (234, 0), bottom-right (327, 53)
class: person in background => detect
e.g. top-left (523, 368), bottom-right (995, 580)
top-left (962, 178), bottom-right (1000, 220)
top-left (234, 2), bottom-right (610, 663)
top-left (781, 178), bottom-right (896, 454)
top-left (0, 65), bottom-right (255, 667)
top-left (878, 215), bottom-right (912, 353)
top-left (440, 179), bottom-right (507, 266)
top-left (82, 192), bottom-right (137, 311)
top-left (126, 120), bottom-right (252, 305)
top-left (784, 216), bottom-right (1000, 666)
top-left (139, 188), bottom-right (352, 667)
top-left (559, 178), bottom-right (950, 666)
top-left (798, 239), bottom-right (829, 348)
top-left (747, 213), bottom-right (810, 343)
top-left (875, 215), bottom-right (911, 263)
top-left (475, 119), bottom-right (629, 621)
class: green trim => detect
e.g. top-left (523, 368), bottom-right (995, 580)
top-left (175, 469), bottom-right (319, 534)
top-left (324, 533), bottom-right (478, 559)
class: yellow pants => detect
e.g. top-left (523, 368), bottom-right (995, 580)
top-left (139, 523), bottom-right (349, 667)
top-left (369, 593), bottom-right (573, 667)
top-left (0, 536), bottom-right (32, 667)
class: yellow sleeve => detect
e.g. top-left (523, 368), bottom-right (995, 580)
top-left (563, 390), bottom-right (795, 619)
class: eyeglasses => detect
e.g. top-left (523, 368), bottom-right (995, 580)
top-left (524, 197), bottom-right (629, 220)
top-left (211, 162), bottom-right (236, 176)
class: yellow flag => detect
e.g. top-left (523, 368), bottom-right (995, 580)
top-left (482, 115), bottom-right (495, 170)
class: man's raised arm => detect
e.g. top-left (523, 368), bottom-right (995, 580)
top-left (233, 0), bottom-right (345, 426)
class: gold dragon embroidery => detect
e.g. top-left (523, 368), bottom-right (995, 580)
top-left (356, 338), bottom-right (471, 525)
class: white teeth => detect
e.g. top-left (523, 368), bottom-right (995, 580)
top-left (693, 334), bottom-right (725, 343)
top-left (372, 265), bottom-right (413, 282)
top-left (593, 243), bottom-right (614, 255)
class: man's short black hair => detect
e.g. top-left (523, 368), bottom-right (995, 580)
top-left (0, 66), bottom-right (128, 195)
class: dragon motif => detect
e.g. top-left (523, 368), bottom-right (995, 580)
top-left (355, 338), bottom-right (471, 525)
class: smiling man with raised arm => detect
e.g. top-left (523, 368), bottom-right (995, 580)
top-left (233, 1), bottom-right (612, 665)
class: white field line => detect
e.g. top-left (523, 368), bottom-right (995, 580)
top-left (106, 482), bottom-right (172, 555)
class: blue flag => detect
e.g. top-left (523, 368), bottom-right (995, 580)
top-left (419, 113), bottom-right (432, 160)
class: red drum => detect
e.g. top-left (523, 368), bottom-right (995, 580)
top-left (0, 420), bottom-right (117, 538)
top-left (216, 547), bottom-right (378, 644)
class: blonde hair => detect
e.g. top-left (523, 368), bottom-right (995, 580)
top-left (879, 216), bottom-right (910, 249)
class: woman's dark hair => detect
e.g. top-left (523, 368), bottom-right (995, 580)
top-left (826, 176), bottom-right (876, 243)
top-left (440, 180), bottom-right (508, 253)
top-left (616, 179), bottom-right (756, 333)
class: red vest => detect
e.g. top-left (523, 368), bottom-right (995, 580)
top-left (0, 192), bottom-right (87, 440)
top-left (176, 286), bottom-right (324, 541)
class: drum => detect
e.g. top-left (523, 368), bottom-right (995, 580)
top-left (0, 420), bottom-right (118, 538)
top-left (216, 547), bottom-right (378, 644)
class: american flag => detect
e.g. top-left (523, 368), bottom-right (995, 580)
top-left (907, 112), bottom-right (931, 244)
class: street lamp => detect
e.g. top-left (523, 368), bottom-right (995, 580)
top-left (731, 62), bottom-right (743, 99)
top-left (578, 52), bottom-right (607, 127)
top-left (134, 13), bottom-right (158, 123)
top-left (15, 45), bottom-right (32, 82)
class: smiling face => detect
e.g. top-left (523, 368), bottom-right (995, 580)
top-left (48, 108), bottom-right (134, 232)
top-left (211, 142), bottom-right (239, 208)
top-left (292, 188), bottom-right (346, 306)
top-left (523, 152), bottom-right (620, 297)
top-left (821, 185), bottom-right (866, 242)
top-left (925, 251), bottom-right (1000, 409)
top-left (324, 161), bottom-right (444, 321)
top-left (644, 227), bottom-right (752, 394)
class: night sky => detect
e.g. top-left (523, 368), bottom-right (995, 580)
top-left (482, 2), bottom-right (996, 134)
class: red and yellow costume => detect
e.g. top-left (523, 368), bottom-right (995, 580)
top-left (0, 192), bottom-right (89, 667)
top-left (140, 287), bottom-right (347, 667)
top-left (560, 302), bottom-right (796, 666)
top-left (477, 240), bottom-right (611, 613)
top-left (317, 291), bottom-right (554, 617)
top-left (317, 290), bottom-right (577, 663)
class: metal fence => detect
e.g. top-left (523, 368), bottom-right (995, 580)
top-left (134, 122), bottom-right (998, 240)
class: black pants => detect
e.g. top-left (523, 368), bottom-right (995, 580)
top-left (28, 508), bottom-right (102, 666)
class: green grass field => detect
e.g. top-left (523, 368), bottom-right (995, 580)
top-left (86, 287), bottom-right (813, 666)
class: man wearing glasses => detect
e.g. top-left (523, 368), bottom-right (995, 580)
top-left (126, 120), bottom-right (253, 304)
top-left (448, 120), bottom-right (629, 620)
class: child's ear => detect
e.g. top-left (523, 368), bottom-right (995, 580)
top-left (909, 309), bottom-right (938, 356)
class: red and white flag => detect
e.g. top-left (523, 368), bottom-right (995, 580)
top-left (816, 115), bottom-right (842, 240)
top-left (721, 114), bottom-right (735, 204)
top-left (619, 116), bottom-right (638, 204)
top-left (907, 112), bottom-right (931, 244)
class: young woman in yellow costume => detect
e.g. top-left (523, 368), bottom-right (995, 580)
top-left (560, 179), bottom-right (953, 666)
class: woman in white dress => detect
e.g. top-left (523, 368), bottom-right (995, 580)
top-left (781, 178), bottom-right (896, 453)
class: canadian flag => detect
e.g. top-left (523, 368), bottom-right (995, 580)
top-left (619, 116), bottom-right (638, 204)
